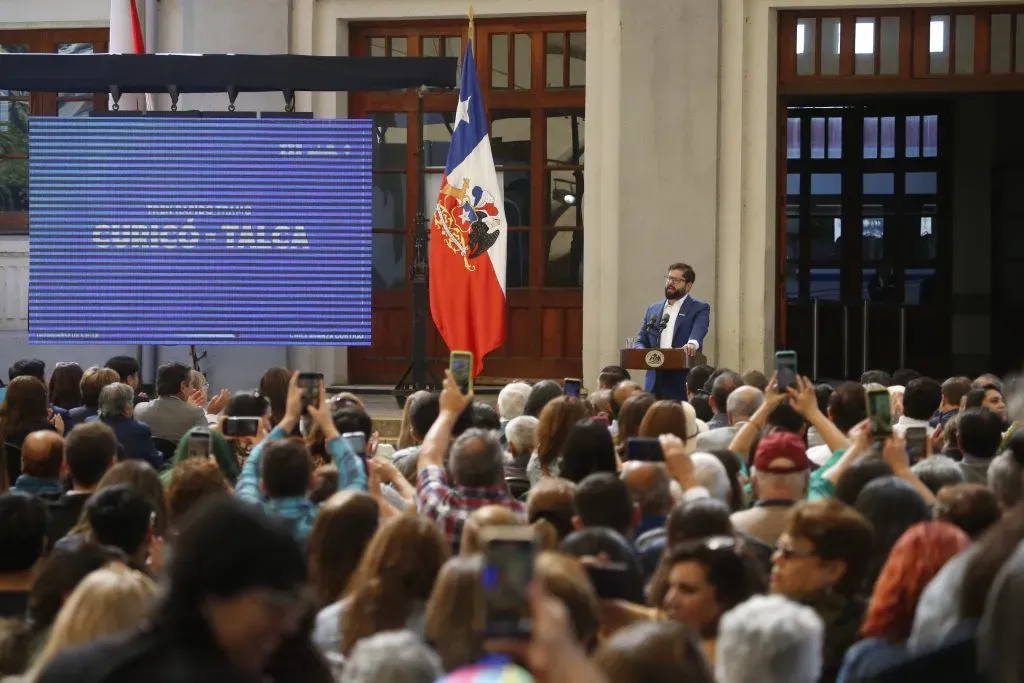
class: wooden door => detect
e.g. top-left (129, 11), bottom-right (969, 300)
top-left (348, 17), bottom-right (585, 383)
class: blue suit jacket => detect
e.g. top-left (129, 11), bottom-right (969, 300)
top-left (636, 296), bottom-right (711, 400)
top-left (86, 415), bottom-right (164, 471)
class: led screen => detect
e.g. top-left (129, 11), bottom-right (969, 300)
top-left (28, 117), bottom-right (372, 345)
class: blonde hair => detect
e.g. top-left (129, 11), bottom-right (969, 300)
top-left (25, 563), bottom-right (156, 682)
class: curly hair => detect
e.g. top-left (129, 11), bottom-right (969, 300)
top-left (860, 521), bottom-right (968, 641)
top-left (166, 458), bottom-right (232, 527)
top-left (339, 513), bottom-right (450, 655)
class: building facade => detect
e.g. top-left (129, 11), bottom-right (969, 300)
top-left (3, 0), bottom-right (1012, 388)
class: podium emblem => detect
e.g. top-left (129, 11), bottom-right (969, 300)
top-left (645, 350), bottom-right (666, 368)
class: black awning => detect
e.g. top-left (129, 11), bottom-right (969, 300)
top-left (0, 53), bottom-right (458, 93)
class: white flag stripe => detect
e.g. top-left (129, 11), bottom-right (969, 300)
top-left (445, 133), bottom-right (508, 295)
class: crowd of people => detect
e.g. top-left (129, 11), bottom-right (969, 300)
top-left (0, 355), bottom-right (1022, 683)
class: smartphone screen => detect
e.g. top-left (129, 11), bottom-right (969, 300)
top-left (342, 431), bottom-right (367, 455)
top-left (626, 437), bottom-right (664, 462)
top-left (222, 416), bottom-right (260, 438)
top-left (187, 429), bottom-right (211, 459)
top-left (775, 350), bottom-right (798, 390)
top-left (481, 528), bottom-right (535, 639)
top-left (450, 351), bottom-right (474, 394)
top-left (906, 426), bottom-right (927, 463)
top-left (297, 372), bottom-right (323, 409)
top-left (867, 388), bottom-right (893, 437)
top-left (564, 378), bottom-right (582, 398)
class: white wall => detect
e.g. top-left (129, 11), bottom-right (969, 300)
top-left (0, 0), bottom-right (107, 27)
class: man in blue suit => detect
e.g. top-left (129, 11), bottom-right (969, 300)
top-left (634, 263), bottom-right (711, 401)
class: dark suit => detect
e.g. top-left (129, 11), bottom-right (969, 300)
top-left (47, 491), bottom-right (90, 543)
top-left (86, 415), bottom-right (163, 471)
top-left (635, 296), bottom-right (711, 401)
top-left (68, 405), bottom-right (98, 427)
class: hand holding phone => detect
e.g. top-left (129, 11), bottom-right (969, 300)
top-left (563, 378), bottom-right (582, 398)
top-left (221, 416), bottom-right (261, 438)
top-left (905, 426), bottom-right (928, 463)
top-left (187, 428), bottom-right (211, 460)
top-left (297, 372), bottom-right (324, 410)
top-left (449, 351), bottom-right (474, 395)
top-left (866, 387), bottom-right (893, 437)
top-left (775, 350), bottom-right (798, 390)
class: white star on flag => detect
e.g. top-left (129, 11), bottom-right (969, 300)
top-left (454, 95), bottom-right (472, 129)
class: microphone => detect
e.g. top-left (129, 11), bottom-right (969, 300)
top-left (660, 314), bottom-right (670, 330)
top-left (644, 315), bottom-right (658, 332)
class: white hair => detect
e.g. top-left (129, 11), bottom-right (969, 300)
top-left (691, 452), bottom-right (731, 504)
top-left (715, 595), bottom-right (824, 683)
top-left (988, 451), bottom-right (1024, 509)
top-left (912, 454), bottom-right (966, 495)
top-left (340, 630), bottom-right (442, 683)
top-left (505, 415), bottom-right (539, 456)
top-left (497, 382), bottom-right (532, 420)
top-left (98, 382), bottom-right (135, 419)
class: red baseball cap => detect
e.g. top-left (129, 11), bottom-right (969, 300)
top-left (754, 432), bottom-right (811, 474)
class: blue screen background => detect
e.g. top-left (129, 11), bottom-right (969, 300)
top-left (28, 117), bottom-right (372, 346)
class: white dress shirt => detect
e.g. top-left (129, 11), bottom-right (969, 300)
top-left (659, 296), bottom-right (701, 349)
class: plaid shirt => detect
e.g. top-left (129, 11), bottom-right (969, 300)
top-left (417, 465), bottom-right (525, 552)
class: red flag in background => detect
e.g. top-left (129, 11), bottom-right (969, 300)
top-left (428, 41), bottom-right (508, 377)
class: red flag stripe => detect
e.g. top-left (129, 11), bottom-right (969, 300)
top-left (129, 0), bottom-right (146, 54)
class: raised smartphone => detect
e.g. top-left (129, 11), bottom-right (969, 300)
top-left (449, 350), bottom-right (474, 394)
top-left (564, 378), bottom-right (582, 398)
top-left (221, 416), bottom-right (260, 438)
top-left (297, 372), bottom-right (323, 410)
top-left (187, 428), bottom-right (211, 459)
top-left (481, 526), bottom-right (536, 639)
top-left (775, 350), bottom-right (798, 390)
top-left (626, 436), bottom-right (664, 462)
top-left (905, 425), bottom-right (928, 463)
top-left (866, 387), bottom-right (893, 437)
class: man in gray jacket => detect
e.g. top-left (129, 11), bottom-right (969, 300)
top-left (134, 362), bottom-right (208, 444)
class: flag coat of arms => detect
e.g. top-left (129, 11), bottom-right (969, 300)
top-left (429, 42), bottom-right (507, 377)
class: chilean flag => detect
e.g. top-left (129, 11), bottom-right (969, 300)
top-left (429, 42), bottom-right (507, 377)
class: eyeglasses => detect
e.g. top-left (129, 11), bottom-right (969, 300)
top-left (665, 276), bottom-right (687, 285)
top-left (774, 541), bottom-right (817, 560)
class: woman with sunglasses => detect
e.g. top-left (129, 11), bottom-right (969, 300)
top-left (650, 536), bottom-right (767, 667)
top-left (770, 499), bottom-right (874, 683)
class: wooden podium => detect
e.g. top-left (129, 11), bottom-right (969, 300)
top-left (619, 348), bottom-right (707, 372)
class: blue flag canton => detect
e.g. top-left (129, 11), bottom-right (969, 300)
top-left (445, 42), bottom-right (489, 176)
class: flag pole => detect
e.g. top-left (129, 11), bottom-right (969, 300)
top-left (468, 6), bottom-right (475, 56)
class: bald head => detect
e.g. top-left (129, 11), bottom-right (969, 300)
top-left (21, 430), bottom-right (65, 479)
top-left (726, 386), bottom-right (765, 424)
top-left (621, 461), bottom-right (674, 516)
top-left (612, 381), bottom-right (642, 417)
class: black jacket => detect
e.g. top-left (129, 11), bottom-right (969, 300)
top-left (46, 492), bottom-right (90, 544)
top-left (37, 628), bottom-right (260, 683)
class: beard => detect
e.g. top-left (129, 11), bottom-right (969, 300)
top-left (665, 285), bottom-right (684, 301)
